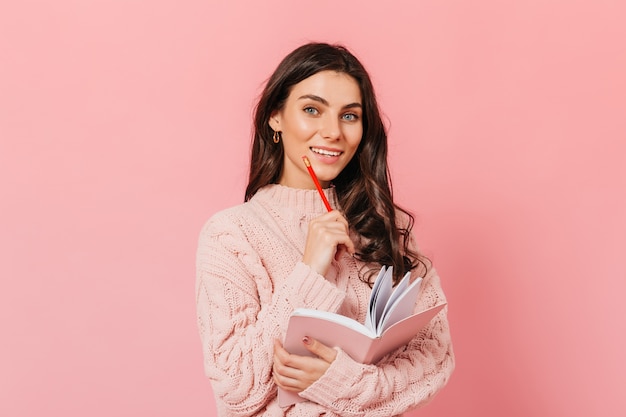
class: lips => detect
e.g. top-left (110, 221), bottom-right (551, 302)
top-left (310, 147), bottom-right (342, 157)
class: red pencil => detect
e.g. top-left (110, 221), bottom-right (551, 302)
top-left (302, 156), bottom-right (332, 212)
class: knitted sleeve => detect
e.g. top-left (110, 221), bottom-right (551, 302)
top-left (195, 210), bottom-right (345, 417)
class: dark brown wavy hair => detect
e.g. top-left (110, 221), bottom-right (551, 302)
top-left (245, 42), bottom-right (429, 285)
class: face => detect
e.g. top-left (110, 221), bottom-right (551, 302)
top-left (269, 70), bottom-right (363, 189)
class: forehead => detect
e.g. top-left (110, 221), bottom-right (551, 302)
top-left (287, 70), bottom-right (362, 104)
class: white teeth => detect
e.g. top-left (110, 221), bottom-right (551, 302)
top-left (311, 147), bottom-right (341, 157)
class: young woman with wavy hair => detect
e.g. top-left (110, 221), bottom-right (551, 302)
top-left (196, 42), bottom-right (454, 416)
top-left (246, 43), bottom-right (428, 286)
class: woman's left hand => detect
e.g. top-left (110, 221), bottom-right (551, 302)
top-left (272, 337), bottom-right (338, 393)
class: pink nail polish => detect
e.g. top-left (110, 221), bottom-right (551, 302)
top-left (302, 336), bottom-right (310, 345)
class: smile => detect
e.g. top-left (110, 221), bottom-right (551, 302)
top-left (310, 147), bottom-right (342, 157)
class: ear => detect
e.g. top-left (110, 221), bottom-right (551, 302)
top-left (268, 110), bottom-right (282, 131)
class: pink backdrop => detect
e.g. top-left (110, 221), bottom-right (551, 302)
top-left (1, 1), bottom-right (625, 416)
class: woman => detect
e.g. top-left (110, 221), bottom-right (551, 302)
top-left (196, 42), bottom-right (454, 416)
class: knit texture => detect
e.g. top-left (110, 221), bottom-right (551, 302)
top-left (196, 184), bottom-right (454, 417)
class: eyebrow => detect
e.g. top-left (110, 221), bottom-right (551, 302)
top-left (297, 94), bottom-right (362, 109)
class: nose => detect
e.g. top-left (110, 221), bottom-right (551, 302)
top-left (320, 114), bottom-right (341, 140)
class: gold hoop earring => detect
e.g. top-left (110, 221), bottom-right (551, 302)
top-left (273, 131), bottom-right (281, 144)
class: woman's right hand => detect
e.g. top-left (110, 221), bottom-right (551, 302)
top-left (302, 210), bottom-right (356, 276)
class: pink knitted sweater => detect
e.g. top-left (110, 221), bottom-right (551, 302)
top-left (196, 184), bottom-right (454, 417)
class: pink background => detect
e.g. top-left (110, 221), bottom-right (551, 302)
top-left (1, 1), bottom-right (625, 416)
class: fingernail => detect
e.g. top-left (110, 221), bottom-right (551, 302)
top-left (302, 336), bottom-right (311, 345)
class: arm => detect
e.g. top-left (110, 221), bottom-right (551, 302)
top-left (298, 268), bottom-right (454, 416)
top-left (196, 213), bottom-right (346, 416)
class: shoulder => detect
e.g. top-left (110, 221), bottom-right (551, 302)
top-left (199, 201), bottom-right (261, 241)
top-left (198, 186), bottom-right (284, 246)
top-left (196, 202), bottom-right (267, 271)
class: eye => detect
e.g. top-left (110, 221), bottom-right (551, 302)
top-left (303, 106), bottom-right (319, 115)
top-left (342, 113), bottom-right (360, 122)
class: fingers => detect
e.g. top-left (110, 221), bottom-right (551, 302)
top-left (273, 340), bottom-right (303, 392)
top-left (302, 336), bottom-right (337, 363)
top-left (272, 338), bottom-right (336, 393)
top-left (329, 210), bottom-right (355, 255)
top-left (303, 210), bottom-right (356, 275)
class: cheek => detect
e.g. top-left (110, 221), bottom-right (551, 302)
top-left (348, 126), bottom-right (364, 148)
top-left (284, 112), bottom-right (314, 136)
